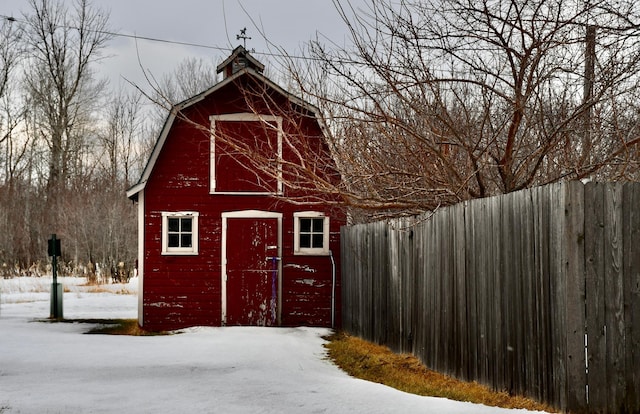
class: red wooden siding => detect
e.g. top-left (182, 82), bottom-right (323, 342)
top-left (138, 69), bottom-right (343, 331)
top-left (215, 120), bottom-right (279, 193)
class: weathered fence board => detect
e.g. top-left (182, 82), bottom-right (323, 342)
top-left (563, 181), bottom-right (587, 412)
top-left (622, 183), bottom-right (640, 411)
top-left (341, 181), bottom-right (640, 413)
top-left (585, 183), bottom-right (607, 410)
top-left (463, 200), bottom-right (479, 382)
top-left (605, 184), bottom-right (625, 411)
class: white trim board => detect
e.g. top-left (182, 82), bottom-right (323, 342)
top-left (137, 191), bottom-right (145, 327)
top-left (220, 210), bottom-right (283, 325)
top-left (209, 113), bottom-right (283, 195)
top-left (126, 66), bottom-right (322, 200)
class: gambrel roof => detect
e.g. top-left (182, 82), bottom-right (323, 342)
top-left (126, 48), bottom-right (323, 201)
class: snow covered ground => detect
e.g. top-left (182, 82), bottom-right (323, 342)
top-left (0, 277), bottom-right (549, 413)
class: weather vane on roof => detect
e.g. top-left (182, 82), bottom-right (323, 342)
top-left (236, 28), bottom-right (251, 49)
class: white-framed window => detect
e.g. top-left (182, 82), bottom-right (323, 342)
top-left (161, 212), bottom-right (199, 255)
top-left (293, 211), bottom-right (330, 256)
top-left (209, 113), bottom-right (283, 195)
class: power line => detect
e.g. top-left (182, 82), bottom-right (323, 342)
top-left (0, 13), bottom-right (356, 66)
top-left (0, 13), bottom-right (231, 52)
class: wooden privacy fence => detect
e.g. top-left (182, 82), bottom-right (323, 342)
top-left (341, 181), bottom-right (640, 413)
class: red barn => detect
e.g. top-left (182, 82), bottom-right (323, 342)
top-left (127, 46), bottom-right (343, 331)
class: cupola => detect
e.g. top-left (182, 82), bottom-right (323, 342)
top-left (216, 45), bottom-right (265, 79)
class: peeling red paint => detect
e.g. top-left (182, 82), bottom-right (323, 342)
top-left (135, 51), bottom-right (343, 331)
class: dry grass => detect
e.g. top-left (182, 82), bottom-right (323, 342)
top-left (82, 285), bottom-right (132, 295)
top-left (325, 331), bottom-right (555, 412)
top-left (84, 319), bottom-right (168, 336)
top-left (40, 317), bottom-right (169, 335)
top-left (44, 318), bottom-right (553, 411)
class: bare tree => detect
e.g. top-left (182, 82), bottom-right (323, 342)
top-left (160, 56), bottom-right (218, 104)
top-left (98, 88), bottom-right (146, 187)
top-left (0, 16), bottom-right (31, 272)
top-left (0, 2), bottom-right (146, 275)
top-left (145, 56), bottom-right (219, 127)
top-left (132, 50), bottom-right (345, 217)
top-left (282, 0), bottom-right (640, 218)
top-left (0, 16), bottom-right (21, 110)
top-left (0, 16), bottom-right (23, 150)
top-left (22, 0), bottom-right (112, 219)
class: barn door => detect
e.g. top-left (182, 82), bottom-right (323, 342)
top-left (222, 212), bottom-right (281, 326)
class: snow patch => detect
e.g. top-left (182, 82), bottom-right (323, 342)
top-left (0, 279), bottom-right (550, 414)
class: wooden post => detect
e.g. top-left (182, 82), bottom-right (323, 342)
top-left (582, 25), bottom-right (596, 169)
top-left (48, 234), bottom-right (63, 319)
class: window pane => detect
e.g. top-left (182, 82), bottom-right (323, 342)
top-left (181, 218), bottom-right (192, 232)
top-left (168, 218), bottom-right (180, 232)
top-left (300, 218), bottom-right (311, 232)
top-left (299, 233), bottom-right (311, 248)
top-left (168, 234), bottom-right (180, 247)
top-left (164, 213), bottom-right (198, 252)
top-left (312, 218), bottom-right (324, 232)
top-left (312, 233), bottom-right (324, 248)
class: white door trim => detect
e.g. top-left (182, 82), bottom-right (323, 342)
top-left (221, 210), bottom-right (283, 325)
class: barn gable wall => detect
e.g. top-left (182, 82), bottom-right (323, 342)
top-left (139, 72), bottom-right (343, 331)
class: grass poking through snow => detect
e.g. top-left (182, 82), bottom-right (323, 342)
top-left (41, 318), bottom-right (553, 411)
top-left (78, 319), bottom-right (168, 336)
top-left (324, 331), bottom-right (555, 412)
top-left (41, 317), bottom-right (169, 335)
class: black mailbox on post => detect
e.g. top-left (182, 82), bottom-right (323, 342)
top-left (48, 237), bottom-right (61, 258)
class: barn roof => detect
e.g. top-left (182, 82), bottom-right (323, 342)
top-left (126, 48), bottom-right (323, 201)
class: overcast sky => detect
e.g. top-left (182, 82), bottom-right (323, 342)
top-left (1, 0), bottom-right (361, 88)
